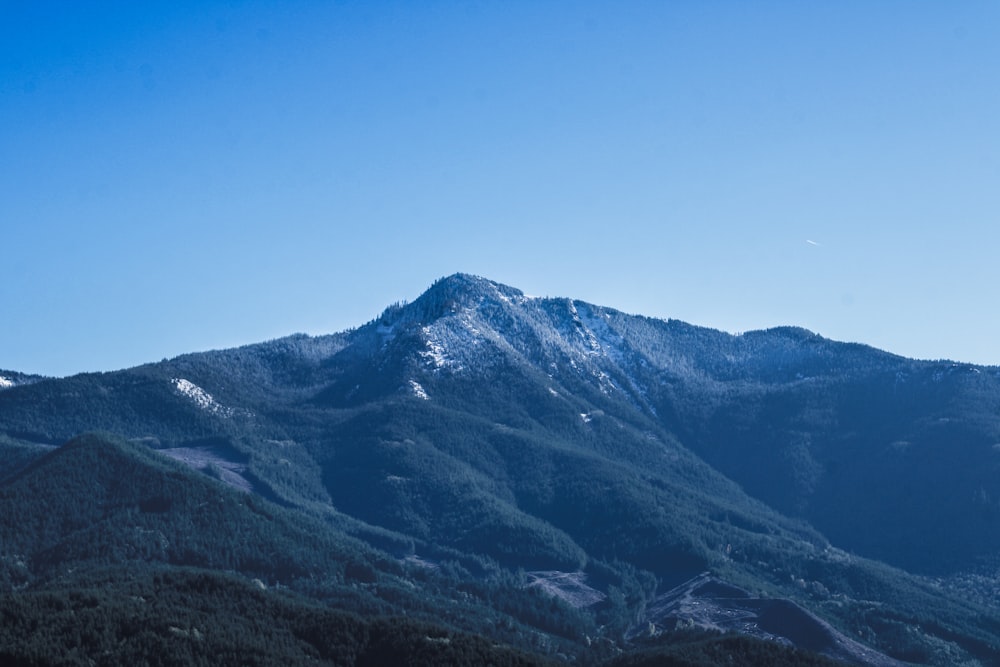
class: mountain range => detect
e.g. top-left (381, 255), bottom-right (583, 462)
top-left (2, 273), bottom-right (999, 666)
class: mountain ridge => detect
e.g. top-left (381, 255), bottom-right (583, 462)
top-left (2, 273), bottom-right (1000, 665)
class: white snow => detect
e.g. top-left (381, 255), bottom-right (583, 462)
top-left (418, 324), bottom-right (468, 371)
top-left (577, 303), bottom-right (625, 361)
top-left (580, 412), bottom-right (592, 423)
top-left (548, 387), bottom-right (559, 397)
top-left (0, 376), bottom-right (14, 389)
top-left (171, 378), bottom-right (233, 416)
top-left (409, 380), bottom-right (430, 400)
top-left (420, 327), bottom-right (450, 368)
top-left (592, 368), bottom-right (618, 394)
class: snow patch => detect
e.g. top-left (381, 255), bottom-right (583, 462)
top-left (592, 368), bottom-right (618, 394)
top-left (409, 380), bottom-right (430, 400)
top-left (171, 378), bottom-right (233, 416)
top-left (580, 412), bottom-right (592, 423)
top-left (0, 376), bottom-right (14, 389)
top-left (420, 327), bottom-right (450, 369)
top-left (548, 387), bottom-right (559, 397)
top-left (577, 303), bottom-right (625, 361)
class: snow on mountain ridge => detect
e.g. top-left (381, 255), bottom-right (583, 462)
top-left (171, 378), bottom-right (234, 416)
top-left (385, 274), bottom-right (812, 407)
top-left (576, 303), bottom-right (626, 362)
top-left (393, 283), bottom-right (647, 405)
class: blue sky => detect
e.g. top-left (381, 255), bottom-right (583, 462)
top-left (3, 1), bottom-right (1000, 376)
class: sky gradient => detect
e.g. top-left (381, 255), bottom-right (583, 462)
top-left (4, 1), bottom-right (1000, 377)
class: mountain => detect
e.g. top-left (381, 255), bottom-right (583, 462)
top-left (2, 273), bottom-right (999, 666)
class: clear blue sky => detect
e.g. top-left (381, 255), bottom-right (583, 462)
top-left (4, 1), bottom-right (1000, 376)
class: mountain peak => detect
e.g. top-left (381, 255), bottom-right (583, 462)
top-left (424, 273), bottom-right (525, 303)
top-left (429, 272), bottom-right (491, 291)
top-left (397, 273), bottom-right (528, 323)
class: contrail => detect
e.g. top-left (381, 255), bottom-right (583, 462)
top-left (805, 239), bottom-right (820, 246)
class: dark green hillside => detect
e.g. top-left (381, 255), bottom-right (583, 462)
top-left (0, 568), bottom-right (554, 667)
top-left (0, 434), bottom-right (52, 482)
top-left (663, 354), bottom-right (1000, 574)
top-left (301, 389), bottom-right (828, 583)
top-left (0, 433), bottom-right (396, 586)
top-left (0, 433), bottom-right (635, 661)
top-left (0, 567), bottom-right (854, 667)
top-left (297, 385), bottom-right (1000, 664)
top-left (0, 372), bottom-right (238, 445)
top-left (611, 632), bottom-right (847, 667)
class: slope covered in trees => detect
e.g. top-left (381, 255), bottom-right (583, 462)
top-left (2, 274), bottom-right (999, 665)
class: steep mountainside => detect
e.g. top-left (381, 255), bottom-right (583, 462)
top-left (2, 274), bottom-right (999, 666)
